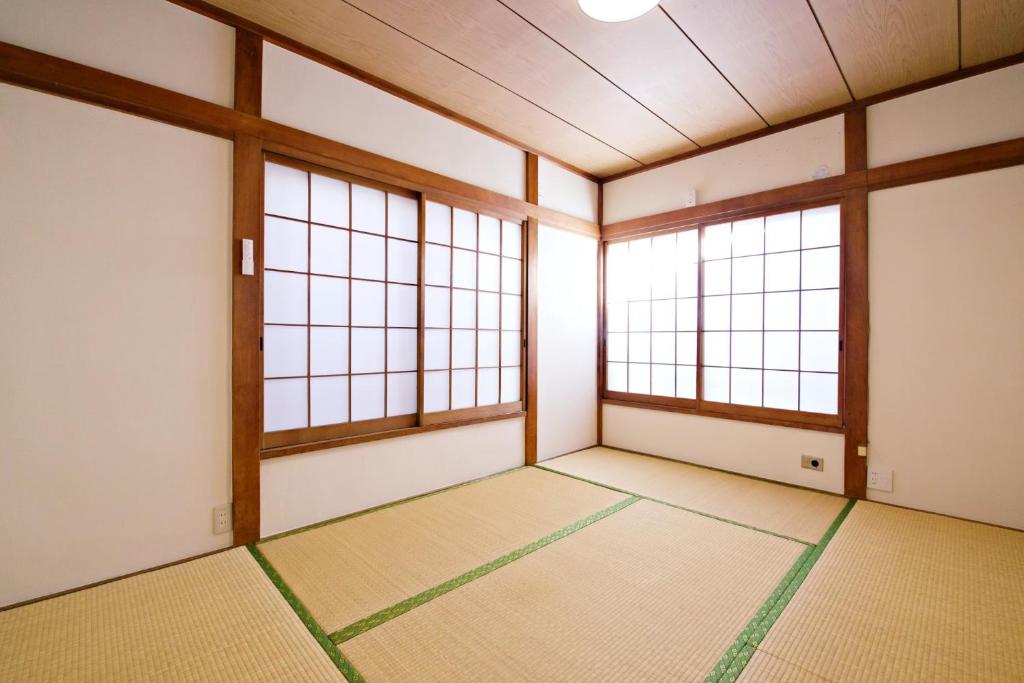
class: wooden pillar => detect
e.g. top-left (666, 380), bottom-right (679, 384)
top-left (525, 153), bottom-right (539, 464)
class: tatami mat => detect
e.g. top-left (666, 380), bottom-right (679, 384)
top-left (259, 466), bottom-right (627, 635)
top-left (0, 548), bottom-right (345, 683)
top-left (737, 651), bottom-right (828, 682)
top-left (543, 447), bottom-right (847, 543)
top-left (341, 499), bottom-right (807, 682)
top-left (756, 501), bottom-right (1024, 682)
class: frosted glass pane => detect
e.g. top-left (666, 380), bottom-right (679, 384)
top-left (452, 289), bottom-right (476, 328)
top-left (764, 371), bottom-right (798, 410)
top-left (501, 295), bottom-right (521, 330)
top-left (351, 374), bottom-right (385, 421)
top-left (388, 284), bottom-right (417, 328)
top-left (501, 331), bottom-right (521, 366)
top-left (731, 368), bottom-right (762, 406)
top-left (265, 271), bottom-right (307, 325)
top-left (676, 332), bottom-right (696, 365)
top-left (502, 220), bottom-right (522, 259)
top-left (676, 298), bottom-right (697, 331)
top-left (452, 248), bottom-right (476, 289)
top-left (264, 325), bottom-right (307, 378)
top-left (478, 292), bottom-right (500, 329)
top-left (350, 328), bottom-right (385, 374)
top-left (627, 239), bottom-right (652, 300)
top-left (265, 163), bottom-right (307, 220)
top-left (764, 291), bottom-right (799, 330)
top-left (676, 365), bottom-right (696, 399)
top-left (387, 372), bottom-right (416, 416)
top-left (452, 330), bottom-right (475, 369)
top-left (501, 367), bottom-right (520, 402)
top-left (311, 174), bottom-right (348, 227)
top-left (388, 238), bottom-right (418, 284)
top-left (765, 251), bottom-right (800, 292)
top-left (606, 242), bottom-right (628, 301)
top-left (425, 244), bottom-right (451, 287)
top-left (652, 364), bottom-right (674, 397)
top-left (765, 211), bottom-right (800, 253)
top-left (732, 332), bottom-right (763, 369)
top-left (704, 259), bottom-right (731, 296)
top-left (703, 223), bottom-right (731, 260)
top-left (310, 326), bottom-right (347, 376)
top-left (802, 246), bottom-right (840, 290)
top-left (501, 257), bottom-right (521, 294)
top-left (676, 229), bottom-right (698, 263)
top-left (265, 217), bottom-right (308, 272)
top-left (387, 194), bottom-right (417, 240)
top-left (453, 208), bottom-right (477, 249)
top-left (628, 363), bottom-right (650, 394)
top-left (425, 201), bottom-right (451, 244)
top-left (677, 262), bottom-right (698, 298)
top-left (703, 331), bottom-right (730, 366)
top-left (731, 217), bottom-right (764, 257)
top-left (350, 280), bottom-right (385, 327)
top-left (310, 226), bottom-right (348, 277)
top-left (606, 362), bottom-right (627, 392)
top-left (351, 184), bottom-right (386, 235)
top-left (800, 373), bottom-right (838, 414)
top-left (310, 376), bottom-right (348, 426)
top-left (802, 205), bottom-right (840, 249)
top-left (801, 289), bottom-right (840, 330)
top-left (651, 234), bottom-right (676, 299)
top-left (732, 255), bottom-right (764, 294)
top-left (702, 296), bottom-right (730, 331)
top-left (478, 253), bottom-right (500, 292)
top-left (424, 370), bottom-right (449, 413)
top-left (703, 367), bottom-right (729, 403)
top-left (478, 330), bottom-right (500, 367)
top-left (608, 302), bottom-right (628, 332)
top-left (477, 368), bottom-right (499, 405)
top-left (452, 369), bottom-right (476, 409)
top-left (387, 328), bottom-right (417, 372)
top-left (264, 378), bottom-right (307, 432)
top-left (650, 300), bottom-right (673, 332)
top-left (424, 286), bottom-right (450, 328)
top-left (628, 301), bottom-right (651, 331)
top-left (651, 332), bottom-right (674, 364)
top-left (628, 332), bottom-right (650, 363)
top-left (424, 329), bottom-right (449, 370)
top-left (732, 294), bottom-right (763, 331)
top-left (478, 215), bottom-right (500, 254)
top-left (764, 331), bottom-right (799, 370)
top-left (800, 331), bottom-right (839, 372)
top-left (607, 332), bottom-right (627, 362)
top-left (351, 233), bottom-right (385, 281)
top-left (309, 276), bottom-right (347, 326)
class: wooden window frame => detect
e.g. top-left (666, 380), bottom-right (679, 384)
top-left (600, 197), bottom-right (848, 434)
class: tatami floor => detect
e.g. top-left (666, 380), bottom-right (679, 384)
top-left (2, 447), bottom-right (1022, 682)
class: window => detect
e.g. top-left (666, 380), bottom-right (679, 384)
top-left (604, 203), bottom-right (842, 428)
top-left (262, 158), bottom-right (525, 451)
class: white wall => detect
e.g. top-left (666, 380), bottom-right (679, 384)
top-left (867, 167), bottom-right (1024, 530)
top-left (0, 84), bottom-right (233, 607)
top-left (538, 226), bottom-right (598, 460)
top-left (867, 63), bottom-right (1024, 168)
top-left (537, 158), bottom-right (599, 223)
top-left (0, 0), bottom-right (234, 107)
top-left (260, 418), bottom-right (524, 536)
top-left (603, 405), bottom-right (845, 493)
top-left (602, 116), bottom-right (844, 224)
top-left (263, 43), bottom-right (525, 199)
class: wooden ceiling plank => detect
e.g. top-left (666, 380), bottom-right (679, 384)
top-left (960, 0), bottom-right (1024, 67)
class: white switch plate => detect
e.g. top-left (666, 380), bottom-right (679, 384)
top-left (867, 466), bottom-right (893, 492)
top-left (213, 504), bottom-right (232, 535)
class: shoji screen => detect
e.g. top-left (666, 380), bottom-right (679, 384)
top-left (422, 200), bottom-right (524, 417)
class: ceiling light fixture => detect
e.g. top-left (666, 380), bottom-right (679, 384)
top-left (577, 0), bottom-right (660, 23)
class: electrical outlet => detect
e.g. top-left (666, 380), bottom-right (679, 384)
top-left (867, 466), bottom-right (894, 492)
top-left (801, 455), bottom-right (824, 471)
top-left (213, 504), bottom-right (232, 535)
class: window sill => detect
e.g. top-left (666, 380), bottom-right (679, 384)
top-left (602, 396), bottom-right (844, 434)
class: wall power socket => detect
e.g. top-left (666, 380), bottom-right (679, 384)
top-left (801, 455), bottom-right (824, 471)
top-left (213, 504), bottom-right (232, 535)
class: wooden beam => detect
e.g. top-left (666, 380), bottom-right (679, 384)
top-left (233, 29), bottom-right (262, 116)
top-left (867, 137), bottom-right (1024, 190)
top-left (596, 184), bottom-right (604, 446)
top-left (844, 106), bottom-right (867, 173)
top-left (525, 214), bottom-right (540, 465)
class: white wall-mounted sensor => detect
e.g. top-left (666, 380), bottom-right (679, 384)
top-left (241, 238), bottom-right (254, 276)
top-left (684, 187), bottom-right (697, 208)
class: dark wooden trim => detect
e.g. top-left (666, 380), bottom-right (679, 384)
top-left (0, 41), bottom-right (597, 238)
top-left (420, 401), bottom-right (523, 426)
top-left (602, 399), bottom-right (845, 434)
top-left (866, 137), bottom-right (1024, 191)
top-left (261, 410), bottom-right (526, 459)
top-left (601, 51), bottom-right (1024, 183)
top-left (263, 415), bottom-right (418, 450)
top-left (169, 0), bottom-right (599, 183)
top-left (842, 188), bottom-right (869, 499)
top-left (525, 216), bottom-right (540, 465)
top-left (526, 151), bottom-right (539, 205)
top-left (844, 106), bottom-right (867, 173)
top-left (233, 29), bottom-right (262, 116)
top-left (595, 184), bottom-right (605, 446)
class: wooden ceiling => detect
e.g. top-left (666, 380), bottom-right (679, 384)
top-left (202, 0), bottom-right (1024, 179)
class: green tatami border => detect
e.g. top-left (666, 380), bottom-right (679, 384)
top-left (329, 495), bottom-right (641, 644)
top-left (247, 544), bottom-right (366, 683)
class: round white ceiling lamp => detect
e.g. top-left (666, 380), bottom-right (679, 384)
top-left (577, 0), bottom-right (661, 23)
